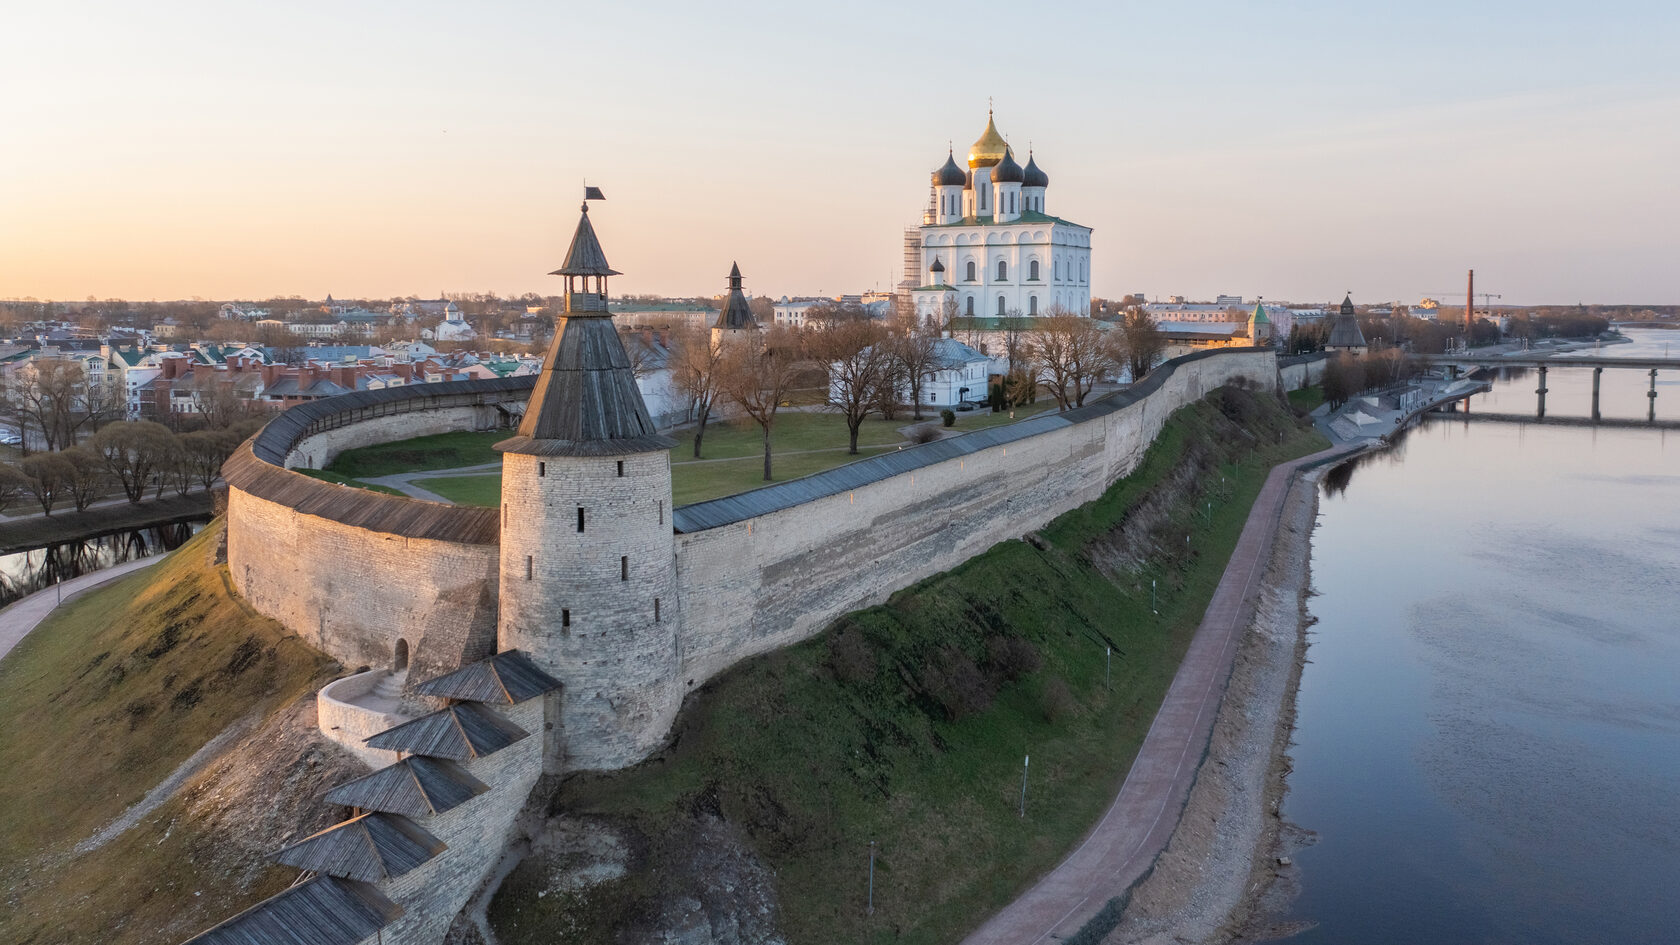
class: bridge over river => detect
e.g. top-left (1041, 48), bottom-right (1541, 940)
top-left (1425, 352), bottom-right (1680, 421)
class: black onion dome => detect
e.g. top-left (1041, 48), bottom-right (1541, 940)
top-left (992, 148), bottom-right (1024, 184)
top-left (932, 152), bottom-right (967, 187)
top-left (1022, 152), bottom-right (1049, 188)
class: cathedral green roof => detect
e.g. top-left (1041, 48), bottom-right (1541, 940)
top-left (922, 209), bottom-right (1089, 230)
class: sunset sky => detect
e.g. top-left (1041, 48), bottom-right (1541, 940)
top-left (3, 1), bottom-right (1677, 305)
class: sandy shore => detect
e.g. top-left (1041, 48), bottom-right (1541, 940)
top-left (1104, 465), bottom-right (1326, 945)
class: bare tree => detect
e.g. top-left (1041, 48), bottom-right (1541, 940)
top-left (21, 453), bottom-right (74, 515)
top-left (1027, 313), bottom-right (1114, 410)
top-left (5, 358), bottom-right (115, 451)
top-left (670, 326), bottom-right (726, 459)
top-left (1116, 310), bottom-right (1167, 382)
top-left (889, 320), bottom-right (941, 421)
top-left (62, 448), bottom-right (105, 510)
top-left (720, 326), bottom-right (803, 481)
top-left (89, 420), bottom-right (176, 503)
top-left (810, 318), bottom-right (892, 454)
top-left (180, 429), bottom-right (236, 489)
top-left (0, 464), bottom-right (28, 514)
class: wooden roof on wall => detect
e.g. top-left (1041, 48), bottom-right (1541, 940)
top-left (670, 346), bottom-right (1273, 533)
top-left (181, 876), bottom-right (400, 945)
top-left (363, 702), bottom-right (529, 760)
top-left (272, 811), bottom-right (444, 883)
top-left (223, 376), bottom-right (536, 546)
top-left (323, 756), bottom-right (488, 818)
top-left (411, 650), bottom-right (562, 705)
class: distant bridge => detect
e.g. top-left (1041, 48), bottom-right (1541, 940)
top-left (1423, 354), bottom-right (1674, 422)
top-left (1424, 354), bottom-right (1680, 371)
top-left (1427, 412), bottom-right (1680, 432)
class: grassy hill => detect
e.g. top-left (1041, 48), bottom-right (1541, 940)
top-left (489, 387), bottom-right (1327, 945)
top-left (0, 522), bottom-right (344, 945)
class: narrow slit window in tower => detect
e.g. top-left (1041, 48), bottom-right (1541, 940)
top-left (525, 555), bottom-right (532, 580)
top-left (562, 609), bottom-right (571, 628)
top-left (658, 500), bottom-right (664, 525)
top-left (538, 462), bottom-right (546, 477)
top-left (577, 507), bottom-right (585, 532)
top-left (620, 556), bottom-right (628, 581)
top-left (616, 460), bottom-right (624, 477)
top-left (655, 598), bottom-right (661, 622)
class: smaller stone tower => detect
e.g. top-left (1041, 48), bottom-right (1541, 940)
top-left (495, 190), bottom-right (681, 772)
top-left (1248, 300), bottom-right (1273, 346)
top-left (1326, 293), bottom-right (1368, 355)
top-left (710, 262), bottom-right (760, 351)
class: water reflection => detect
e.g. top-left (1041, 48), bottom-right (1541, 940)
top-left (0, 522), bottom-right (201, 607)
top-left (1279, 330), bottom-right (1680, 945)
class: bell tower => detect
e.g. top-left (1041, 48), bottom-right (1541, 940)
top-left (495, 188), bottom-right (682, 772)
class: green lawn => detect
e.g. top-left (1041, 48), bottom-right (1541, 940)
top-left (402, 405), bottom-right (1064, 508)
top-left (488, 389), bottom-right (1329, 945)
top-left (413, 473), bottom-right (502, 507)
top-left (1287, 385), bottom-right (1325, 413)
top-left (325, 429), bottom-right (506, 478)
top-left (293, 467), bottom-right (405, 495)
top-left (0, 522), bottom-right (336, 945)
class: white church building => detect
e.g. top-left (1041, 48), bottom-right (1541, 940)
top-left (908, 111), bottom-right (1093, 323)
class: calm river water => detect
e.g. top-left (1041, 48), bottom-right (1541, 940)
top-left (1280, 330), bottom-right (1680, 944)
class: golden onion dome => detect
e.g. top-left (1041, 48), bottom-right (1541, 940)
top-left (967, 112), bottom-right (1009, 168)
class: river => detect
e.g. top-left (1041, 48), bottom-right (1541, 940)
top-left (1277, 329), bottom-right (1680, 944)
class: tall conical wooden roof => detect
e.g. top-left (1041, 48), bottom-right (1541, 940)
top-left (714, 262), bottom-right (759, 331)
top-left (499, 202), bottom-right (677, 457)
top-left (549, 203), bottom-right (620, 277)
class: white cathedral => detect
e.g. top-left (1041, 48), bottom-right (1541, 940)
top-left (908, 111), bottom-right (1093, 323)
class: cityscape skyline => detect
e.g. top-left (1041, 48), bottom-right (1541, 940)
top-left (3, 0), bottom-right (1677, 305)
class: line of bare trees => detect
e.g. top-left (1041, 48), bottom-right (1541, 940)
top-left (0, 419), bottom-right (259, 517)
top-left (664, 304), bottom-right (1173, 483)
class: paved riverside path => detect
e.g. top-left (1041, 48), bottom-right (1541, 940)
top-left (961, 443), bottom-right (1360, 945)
top-left (0, 555), bottom-right (167, 663)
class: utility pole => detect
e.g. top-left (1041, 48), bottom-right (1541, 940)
top-left (866, 840), bottom-right (876, 916)
top-left (1019, 754), bottom-right (1029, 818)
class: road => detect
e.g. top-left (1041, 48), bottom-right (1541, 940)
top-left (960, 442), bottom-right (1359, 945)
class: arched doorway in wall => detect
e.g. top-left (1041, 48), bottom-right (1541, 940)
top-left (393, 639), bottom-right (409, 672)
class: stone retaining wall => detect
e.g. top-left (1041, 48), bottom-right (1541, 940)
top-left (670, 349), bottom-right (1276, 698)
top-left (316, 670), bottom-right (408, 768)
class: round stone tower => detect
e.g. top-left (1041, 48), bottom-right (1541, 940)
top-left (496, 191), bottom-right (681, 772)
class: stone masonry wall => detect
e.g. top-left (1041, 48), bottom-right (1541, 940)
top-left (282, 404), bottom-right (504, 469)
top-left (227, 487), bottom-right (499, 676)
top-left (316, 670), bottom-right (405, 769)
top-left (671, 350), bottom-right (1276, 694)
top-left (361, 695), bottom-right (549, 944)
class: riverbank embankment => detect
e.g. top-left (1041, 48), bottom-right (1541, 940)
top-left (1104, 459), bottom-right (1329, 944)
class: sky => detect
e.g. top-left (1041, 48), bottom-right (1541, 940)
top-left (2, 0), bottom-right (1677, 306)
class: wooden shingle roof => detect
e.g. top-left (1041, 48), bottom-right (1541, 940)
top-left (412, 650), bottom-right (562, 705)
top-left (324, 756), bottom-right (488, 818)
top-left (549, 203), bottom-right (620, 277)
top-left (363, 702), bottom-right (529, 760)
top-left (497, 315), bottom-right (676, 456)
top-left (272, 812), bottom-right (444, 883)
top-left (182, 876), bottom-right (400, 945)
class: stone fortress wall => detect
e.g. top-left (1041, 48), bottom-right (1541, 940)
top-left (670, 348), bottom-right (1280, 700)
top-left (222, 349), bottom-right (1284, 765)
top-left (204, 348), bottom-right (1288, 945)
top-left (222, 378), bottom-right (535, 683)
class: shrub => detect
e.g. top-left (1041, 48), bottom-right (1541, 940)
top-left (920, 647), bottom-right (993, 720)
top-left (826, 626), bottom-right (877, 685)
top-left (1040, 676), bottom-right (1076, 723)
top-left (907, 424), bottom-right (941, 445)
top-left (985, 634), bottom-right (1041, 682)
top-left (940, 408), bottom-right (956, 428)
